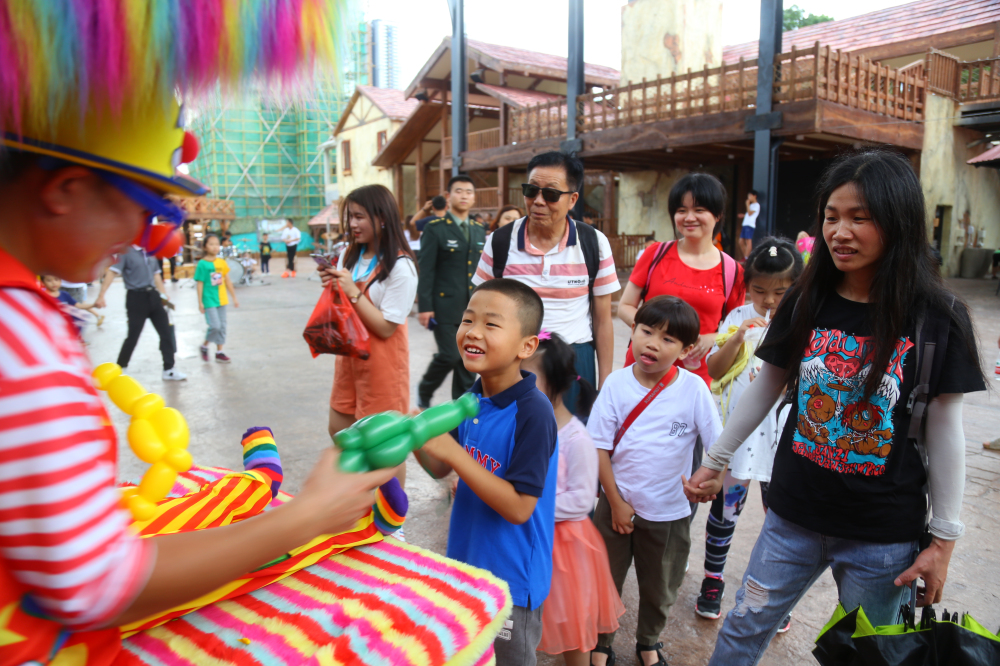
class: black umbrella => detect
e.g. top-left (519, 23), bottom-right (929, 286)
top-left (814, 600), bottom-right (1000, 666)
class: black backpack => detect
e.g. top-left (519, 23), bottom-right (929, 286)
top-left (490, 218), bottom-right (601, 307)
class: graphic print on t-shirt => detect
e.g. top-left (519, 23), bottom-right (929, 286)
top-left (794, 328), bottom-right (913, 476)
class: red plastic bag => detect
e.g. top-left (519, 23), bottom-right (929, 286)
top-left (303, 283), bottom-right (370, 359)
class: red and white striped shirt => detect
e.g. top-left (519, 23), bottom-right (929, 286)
top-left (474, 218), bottom-right (619, 345)
top-left (0, 249), bottom-right (151, 631)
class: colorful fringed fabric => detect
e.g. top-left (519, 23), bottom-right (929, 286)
top-left (0, 0), bottom-right (351, 129)
top-left (117, 538), bottom-right (512, 666)
top-left (118, 466), bottom-right (384, 637)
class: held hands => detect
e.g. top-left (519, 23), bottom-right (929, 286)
top-left (682, 465), bottom-right (725, 503)
top-left (610, 497), bottom-right (636, 534)
top-left (291, 448), bottom-right (395, 538)
top-left (894, 537), bottom-right (956, 606)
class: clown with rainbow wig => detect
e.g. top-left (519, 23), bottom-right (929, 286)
top-left (0, 2), bottom-right (510, 664)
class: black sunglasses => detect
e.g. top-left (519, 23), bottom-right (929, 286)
top-left (521, 183), bottom-right (575, 203)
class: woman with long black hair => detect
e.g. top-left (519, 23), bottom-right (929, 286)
top-left (685, 149), bottom-right (986, 665)
top-left (321, 184), bottom-right (418, 445)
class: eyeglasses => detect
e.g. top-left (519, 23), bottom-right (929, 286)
top-left (521, 183), bottom-right (575, 203)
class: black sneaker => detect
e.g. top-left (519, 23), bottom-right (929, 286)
top-left (695, 577), bottom-right (725, 619)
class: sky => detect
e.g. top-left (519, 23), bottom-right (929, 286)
top-left (362, 0), bottom-right (913, 88)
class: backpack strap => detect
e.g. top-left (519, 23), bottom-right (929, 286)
top-left (906, 297), bottom-right (955, 450)
top-left (720, 251), bottom-right (737, 309)
top-left (639, 241), bottom-right (674, 303)
top-left (575, 220), bottom-right (601, 308)
top-left (490, 220), bottom-right (516, 278)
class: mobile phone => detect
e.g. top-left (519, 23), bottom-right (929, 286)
top-left (311, 253), bottom-right (332, 269)
top-left (428, 317), bottom-right (437, 331)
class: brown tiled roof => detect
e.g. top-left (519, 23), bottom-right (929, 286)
top-left (357, 85), bottom-right (420, 120)
top-left (468, 39), bottom-right (620, 86)
top-left (475, 84), bottom-right (562, 108)
top-left (723, 0), bottom-right (1000, 63)
top-left (968, 143), bottom-right (1000, 165)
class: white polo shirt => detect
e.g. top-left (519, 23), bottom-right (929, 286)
top-left (472, 218), bottom-right (619, 345)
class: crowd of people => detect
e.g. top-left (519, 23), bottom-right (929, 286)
top-left (1, 131), bottom-right (989, 666)
top-left (303, 146), bottom-right (987, 666)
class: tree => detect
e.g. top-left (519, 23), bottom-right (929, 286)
top-left (783, 5), bottom-right (834, 31)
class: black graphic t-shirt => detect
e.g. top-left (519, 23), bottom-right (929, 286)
top-left (757, 292), bottom-right (984, 543)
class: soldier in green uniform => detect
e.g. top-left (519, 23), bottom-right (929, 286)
top-left (416, 175), bottom-right (486, 408)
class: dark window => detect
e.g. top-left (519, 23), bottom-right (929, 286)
top-left (342, 140), bottom-right (352, 174)
top-left (377, 130), bottom-right (388, 151)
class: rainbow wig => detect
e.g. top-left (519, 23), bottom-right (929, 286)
top-left (0, 0), bottom-right (350, 130)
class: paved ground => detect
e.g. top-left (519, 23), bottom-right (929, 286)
top-left (85, 261), bottom-right (1000, 665)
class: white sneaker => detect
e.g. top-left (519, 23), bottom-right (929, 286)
top-left (392, 527), bottom-right (407, 543)
top-left (162, 368), bottom-right (187, 381)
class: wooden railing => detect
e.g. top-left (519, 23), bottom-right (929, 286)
top-left (442, 127), bottom-right (502, 159)
top-left (607, 234), bottom-right (649, 270)
top-left (958, 57), bottom-right (1000, 103)
top-left (925, 49), bottom-right (962, 96)
top-left (474, 187), bottom-right (499, 210)
top-left (813, 46), bottom-right (924, 120)
top-left (504, 42), bottom-right (925, 146)
top-left (508, 98), bottom-right (568, 144)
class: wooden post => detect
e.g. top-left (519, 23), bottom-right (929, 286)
top-left (602, 171), bottom-right (615, 234)
top-left (702, 64), bottom-right (709, 113)
top-left (738, 58), bottom-right (744, 108)
top-left (394, 163), bottom-right (404, 218)
top-left (814, 42), bottom-right (822, 101)
top-left (719, 63), bottom-right (727, 112)
top-left (655, 74), bottom-right (663, 119)
top-left (788, 45), bottom-right (797, 101)
top-left (415, 140), bottom-right (424, 212)
top-left (670, 72), bottom-right (677, 119)
top-left (439, 91), bottom-right (448, 194)
top-left (685, 69), bottom-right (692, 118)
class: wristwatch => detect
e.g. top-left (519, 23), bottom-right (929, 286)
top-left (349, 292), bottom-right (360, 304)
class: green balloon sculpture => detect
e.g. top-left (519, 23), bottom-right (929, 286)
top-left (334, 393), bottom-right (480, 472)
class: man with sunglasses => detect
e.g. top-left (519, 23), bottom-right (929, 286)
top-left (416, 174), bottom-right (487, 408)
top-left (473, 151), bottom-right (619, 407)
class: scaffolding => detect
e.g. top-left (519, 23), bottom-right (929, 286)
top-left (186, 17), bottom-right (370, 238)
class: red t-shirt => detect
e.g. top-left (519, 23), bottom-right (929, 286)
top-left (625, 242), bottom-right (745, 384)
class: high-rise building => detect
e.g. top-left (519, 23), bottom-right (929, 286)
top-left (368, 19), bottom-right (400, 90)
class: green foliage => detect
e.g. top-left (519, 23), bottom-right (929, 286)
top-left (783, 5), bottom-right (834, 31)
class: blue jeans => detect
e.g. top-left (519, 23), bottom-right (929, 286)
top-left (708, 510), bottom-right (917, 666)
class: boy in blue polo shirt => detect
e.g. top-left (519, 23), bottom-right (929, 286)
top-left (416, 278), bottom-right (558, 666)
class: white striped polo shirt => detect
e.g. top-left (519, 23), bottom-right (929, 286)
top-left (473, 218), bottom-right (619, 345)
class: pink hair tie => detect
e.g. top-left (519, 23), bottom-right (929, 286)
top-left (576, 375), bottom-right (581, 381)
top-left (538, 329), bottom-right (552, 340)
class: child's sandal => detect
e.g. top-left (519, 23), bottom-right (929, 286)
top-left (635, 642), bottom-right (668, 666)
top-left (591, 644), bottom-right (616, 666)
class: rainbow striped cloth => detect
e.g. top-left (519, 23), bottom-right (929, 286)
top-left (114, 467), bottom-right (511, 665)
top-left (117, 538), bottom-right (511, 666)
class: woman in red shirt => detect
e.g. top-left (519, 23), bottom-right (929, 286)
top-left (619, 174), bottom-right (745, 385)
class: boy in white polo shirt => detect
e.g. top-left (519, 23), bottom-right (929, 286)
top-left (587, 295), bottom-right (722, 666)
top-left (473, 151), bottom-right (619, 410)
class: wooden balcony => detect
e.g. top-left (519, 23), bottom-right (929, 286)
top-left (442, 127), bottom-right (502, 161)
top-left (925, 49), bottom-right (1000, 104)
top-left (508, 42), bottom-right (925, 145)
top-left (168, 196), bottom-right (236, 220)
top-left (460, 42), bottom-right (927, 172)
top-left (474, 187), bottom-right (499, 210)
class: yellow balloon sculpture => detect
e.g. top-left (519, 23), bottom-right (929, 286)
top-left (92, 363), bottom-right (193, 521)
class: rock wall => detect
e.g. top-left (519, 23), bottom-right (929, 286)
top-left (620, 0), bottom-right (723, 85)
top-left (920, 94), bottom-right (1000, 277)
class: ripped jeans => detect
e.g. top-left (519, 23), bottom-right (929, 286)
top-left (708, 510), bottom-right (916, 666)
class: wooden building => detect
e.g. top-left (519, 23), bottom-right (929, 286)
top-left (371, 38), bottom-right (618, 219)
top-left (379, 0), bottom-right (1000, 275)
top-left (332, 85), bottom-right (419, 216)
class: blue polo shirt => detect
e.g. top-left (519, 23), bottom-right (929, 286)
top-left (446, 372), bottom-right (558, 610)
